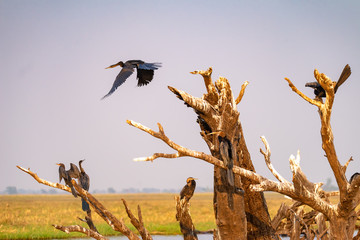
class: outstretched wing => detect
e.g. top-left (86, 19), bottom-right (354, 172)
top-left (68, 163), bottom-right (80, 179)
top-left (137, 69), bottom-right (154, 86)
top-left (102, 68), bottom-right (134, 99)
top-left (136, 62), bottom-right (162, 87)
top-left (334, 64), bottom-right (351, 93)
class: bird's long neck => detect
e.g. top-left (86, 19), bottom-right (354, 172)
top-left (79, 162), bottom-right (85, 173)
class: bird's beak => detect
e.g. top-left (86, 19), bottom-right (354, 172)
top-left (56, 163), bottom-right (60, 166)
top-left (105, 63), bottom-right (120, 69)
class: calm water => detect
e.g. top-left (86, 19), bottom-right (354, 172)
top-left (66, 235), bottom-right (213, 240)
top-left (106, 235), bottom-right (291, 240)
top-left (108, 235), bottom-right (212, 240)
top-left (81, 234), bottom-right (290, 240)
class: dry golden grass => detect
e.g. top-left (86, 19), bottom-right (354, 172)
top-left (0, 192), bottom-right (297, 239)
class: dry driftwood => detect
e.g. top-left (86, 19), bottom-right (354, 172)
top-left (53, 224), bottom-right (107, 240)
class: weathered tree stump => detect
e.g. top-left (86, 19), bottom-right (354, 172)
top-left (175, 196), bottom-right (198, 240)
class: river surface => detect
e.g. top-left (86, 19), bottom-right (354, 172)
top-left (66, 234), bottom-right (291, 240)
top-left (108, 235), bottom-right (212, 240)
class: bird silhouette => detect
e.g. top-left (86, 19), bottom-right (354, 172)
top-left (57, 163), bottom-right (78, 197)
top-left (102, 60), bottom-right (161, 99)
top-left (79, 159), bottom-right (90, 212)
top-left (219, 136), bottom-right (235, 187)
top-left (305, 64), bottom-right (351, 98)
top-left (180, 177), bottom-right (197, 201)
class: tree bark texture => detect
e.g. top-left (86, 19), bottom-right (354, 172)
top-left (175, 196), bottom-right (198, 240)
top-left (171, 68), bottom-right (276, 239)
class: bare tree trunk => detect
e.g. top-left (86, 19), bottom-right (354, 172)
top-left (188, 68), bottom-right (275, 239)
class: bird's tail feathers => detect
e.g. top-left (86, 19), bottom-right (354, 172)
top-left (82, 198), bottom-right (90, 211)
top-left (335, 64), bottom-right (351, 91)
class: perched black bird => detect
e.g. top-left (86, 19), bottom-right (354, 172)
top-left (305, 64), bottom-right (351, 98)
top-left (57, 163), bottom-right (77, 197)
top-left (68, 163), bottom-right (80, 179)
top-left (79, 159), bottom-right (90, 212)
top-left (180, 177), bottom-right (197, 201)
top-left (102, 60), bottom-right (162, 99)
top-left (219, 136), bottom-right (235, 187)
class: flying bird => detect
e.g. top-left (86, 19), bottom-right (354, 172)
top-left (180, 177), bottom-right (197, 201)
top-left (57, 163), bottom-right (77, 197)
top-left (305, 64), bottom-right (351, 98)
top-left (79, 159), bottom-right (90, 212)
top-left (102, 60), bottom-right (162, 99)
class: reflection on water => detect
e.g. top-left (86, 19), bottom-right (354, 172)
top-left (107, 235), bottom-right (212, 240)
top-left (64, 234), bottom-right (292, 240)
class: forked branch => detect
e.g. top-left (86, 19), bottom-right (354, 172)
top-left (126, 119), bottom-right (335, 215)
top-left (260, 136), bottom-right (289, 184)
top-left (52, 224), bottom-right (107, 240)
top-left (284, 77), bottom-right (321, 107)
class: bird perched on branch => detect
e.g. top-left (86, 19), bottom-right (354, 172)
top-left (180, 177), bottom-right (197, 201)
top-left (68, 163), bottom-right (80, 179)
top-left (102, 60), bottom-right (162, 99)
top-left (305, 64), bottom-right (351, 98)
top-left (79, 159), bottom-right (90, 212)
top-left (219, 136), bottom-right (235, 187)
top-left (57, 163), bottom-right (78, 197)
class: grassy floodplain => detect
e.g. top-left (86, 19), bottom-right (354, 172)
top-left (0, 192), bottom-right (292, 239)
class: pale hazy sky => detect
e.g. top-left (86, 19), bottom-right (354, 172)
top-left (1, 0), bottom-right (360, 192)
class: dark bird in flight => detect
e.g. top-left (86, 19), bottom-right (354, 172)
top-left (57, 163), bottom-right (77, 197)
top-left (102, 60), bottom-right (162, 99)
top-left (305, 64), bottom-right (351, 98)
top-left (180, 177), bottom-right (197, 201)
top-left (79, 159), bottom-right (90, 212)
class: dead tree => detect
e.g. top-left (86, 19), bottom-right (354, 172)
top-left (128, 67), bottom-right (360, 239)
top-left (129, 67), bottom-right (276, 239)
top-left (16, 166), bottom-right (152, 240)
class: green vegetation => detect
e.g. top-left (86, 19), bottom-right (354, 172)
top-left (0, 192), bottom-right (290, 239)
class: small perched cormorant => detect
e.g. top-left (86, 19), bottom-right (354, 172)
top-left (305, 64), bottom-right (351, 98)
top-left (102, 60), bottom-right (162, 99)
top-left (180, 177), bottom-right (197, 201)
top-left (57, 163), bottom-right (77, 197)
top-left (79, 159), bottom-right (90, 212)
